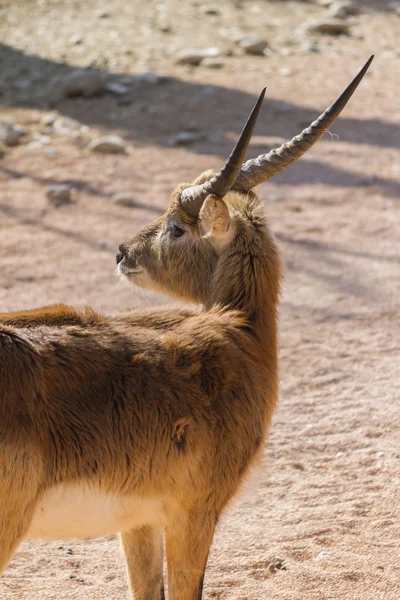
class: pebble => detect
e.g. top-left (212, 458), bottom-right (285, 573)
top-left (60, 69), bottom-right (106, 98)
top-left (239, 35), bottom-right (269, 55)
top-left (175, 47), bottom-right (222, 66)
top-left (88, 135), bottom-right (127, 154)
top-left (0, 123), bottom-right (25, 146)
top-left (328, 0), bottom-right (360, 18)
top-left (300, 40), bottom-right (319, 53)
top-left (45, 184), bottom-right (73, 206)
top-left (106, 82), bottom-right (129, 95)
top-left (111, 192), bottom-right (137, 207)
top-left (133, 72), bottom-right (160, 84)
top-left (202, 57), bottom-right (224, 69)
top-left (279, 67), bottom-right (293, 77)
top-left (303, 17), bottom-right (352, 35)
top-left (200, 4), bottom-right (220, 14)
top-left (68, 33), bottom-right (83, 45)
top-left (168, 131), bottom-right (204, 146)
top-left (96, 9), bottom-right (111, 18)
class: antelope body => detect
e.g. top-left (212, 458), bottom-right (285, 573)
top-left (0, 58), bottom-right (372, 599)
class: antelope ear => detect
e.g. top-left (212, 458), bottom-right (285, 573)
top-left (199, 195), bottom-right (231, 247)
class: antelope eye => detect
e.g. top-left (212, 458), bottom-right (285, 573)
top-left (169, 225), bottom-right (185, 238)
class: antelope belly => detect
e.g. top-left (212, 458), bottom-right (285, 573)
top-left (28, 484), bottom-right (165, 539)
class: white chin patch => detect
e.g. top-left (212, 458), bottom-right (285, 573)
top-left (120, 266), bottom-right (165, 295)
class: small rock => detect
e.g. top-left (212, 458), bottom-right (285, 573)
top-left (106, 82), bottom-right (129, 95)
top-left (88, 135), bottom-right (127, 154)
top-left (239, 35), bottom-right (269, 55)
top-left (315, 551), bottom-right (328, 562)
top-left (0, 123), bottom-right (25, 146)
top-left (202, 57), bottom-right (224, 69)
top-left (69, 34), bottom-right (83, 45)
top-left (279, 67), bottom-right (293, 77)
top-left (168, 131), bottom-right (204, 146)
top-left (111, 192), bottom-right (137, 207)
top-left (304, 17), bottom-right (352, 35)
top-left (64, 548), bottom-right (73, 555)
top-left (159, 21), bottom-right (171, 32)
top-left (200, 4), bottom-right (220, 14)
top-left (96, 9), bottom-right (110, 18)
top-left (300, 40), bottom-right (319, 53)
top-left (46, 184), bottom-right (73, 206)
top-left (268, 557), bottom-right (286, 573)
top-left (279, 47), bottom-right (294, 56)
top-left (97, 240), bottom-right (107, 249)
top-left (133, 72), bottom-right (160, 84)
top-left (175, 47), bottom-right (221, 66)
top-left (60, 69), bottom-right (106, 98)
top-left (41, 112), bottom-right (58, 126)
top-left (328, 0), bottom-right (360, 18)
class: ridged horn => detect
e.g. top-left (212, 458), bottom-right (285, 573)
top-left (180, 87), bottom-right (266, 217)
top-left (233, 55), bottom-right (374, 193)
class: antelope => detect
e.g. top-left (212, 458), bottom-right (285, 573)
top-left (0, 56), bottom-right (373, 599)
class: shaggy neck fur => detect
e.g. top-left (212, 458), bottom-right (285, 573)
top-left (205, 198), bottom-right (281, 346)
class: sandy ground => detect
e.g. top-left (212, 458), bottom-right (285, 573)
top-left (0, 0), bottom-right (399, 598)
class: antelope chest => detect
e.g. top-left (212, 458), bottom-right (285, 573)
top-left (28, 484), bottom-right (165, 539)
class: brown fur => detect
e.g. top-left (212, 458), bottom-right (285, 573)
top-left (0, 171), bottom-right (281, 599)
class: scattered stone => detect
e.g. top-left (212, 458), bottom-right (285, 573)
top-left (279, 67), bottom-right (293, 77)
top-left (175, 47), bottom-right (221, 66)
top-left (68, 33), bottom-right (83, 45)
top-left (300, 40), bottom-right (319, 53)
top-left (133, 72), bottom-right (160, 84)
top-left (88, 135), bottom-right (127, 154)
top-left (97, 240), bottom-right (107, 249)
top-left (106, 82), bottom-right (129, 95)
top-left (159, 21), bottom-right (171, 32)
top-left (0, 123), bottom-right (25, 146)
top-left (112, 192), bottom-right (137, 207)
top-left (239, 34), bottom-right (269, 55)
top-left (382, 50), bottom-right (396, 59)
top-left (268, 558), bottom-right (287, 573)
top-left (200, 4), bottom-right (220, 14)
top-left (315, 551), bottom-right (328, 562)
top-left (52, 116), bottom-right (83, 135)
top-left (96, 9), bottom-right (111, 18)
top-left (45, 184), bottom-right (73, 206)
top-left (41, 112), bottom-right (58, 127)
top-left (279, 47), bottom-right (294, 56)
top-left (304, 17), bottom-right (352, 35)
top-left (328, 0), bottom-right (360, 18)
top-left (168, 131), bottom-right (205, 146)
top-left (202, 57), bottom-right (224, 69)
top-left (60, 69), bottom-right (106, 98)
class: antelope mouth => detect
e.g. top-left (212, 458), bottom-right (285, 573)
top-left (118, 262), bottom-right (143, 277)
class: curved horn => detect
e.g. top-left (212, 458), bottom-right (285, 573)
top-left (233, 55), bottom-right (374, 193)
top-left (181, 87), bottom-right (266, 217)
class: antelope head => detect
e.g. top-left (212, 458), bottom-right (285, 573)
top-left (117, 56), bottom-right (373, 307)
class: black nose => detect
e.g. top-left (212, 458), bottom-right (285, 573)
top-left (116, 250), bottom-right (124, 265)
